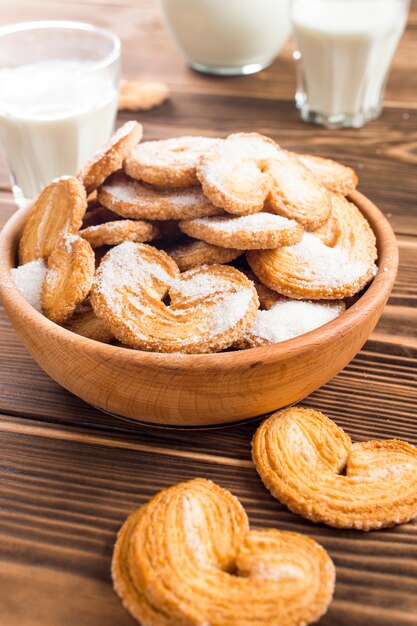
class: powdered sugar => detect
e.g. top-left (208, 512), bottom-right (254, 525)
top-left (201, 133), bottom-right (280, 187)
top-left (210, 289), bottom-right (253, 335)
top-left (248, 299), bottom-right (345, 344)
top-left (62, 233), bottom-right (79, 253)
top-left (10, 259), bottom-right (46, 311)
top-left (171, 271), bottom-right (234, 301)
top-left (94, 242), bottom-right (176, 311)
top-left (190, 213), bottom-right (297, 234)
top-left (105, 175), bottom-right (207, 208)
top-left (289, 233), bottom-right (369, 287)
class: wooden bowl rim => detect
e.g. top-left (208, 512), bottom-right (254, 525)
top-left (0, 190), bottom-right (398, 372)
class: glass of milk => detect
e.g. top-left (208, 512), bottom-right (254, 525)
top-left (158, 0), bottom-right (291, 76)
top-left (0, 21), bottom-right (120, 207)
top-left (291, 0), bottom-right (409, 128)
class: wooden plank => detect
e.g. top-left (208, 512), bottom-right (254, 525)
top-left (0, 414), bottom-right (416, 626)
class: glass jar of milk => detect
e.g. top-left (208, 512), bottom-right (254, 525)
top-left (158, 0), bottom-right (291, 75)
top-left (291, 0), bottom-right (409, 128)
top-left (0, 21), bottom-right (120, 206)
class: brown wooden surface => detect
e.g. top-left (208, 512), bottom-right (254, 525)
top-left (0, 0), bottom-right (416, 624)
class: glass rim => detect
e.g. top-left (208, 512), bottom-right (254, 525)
top-left (0, 20), bottom-right (121, 72)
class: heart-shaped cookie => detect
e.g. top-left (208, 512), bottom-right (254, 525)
top-left (90, 242), bottom-right (259, 353)
top-left (253, 407), bottom-right (417, 530)
top-left (125, 135), bottom-right (220, 187)
top-left (18, 176), bottom-right (87, 265)
top-left (179, 212), bottom-right (304, 250)
top-left (112, 478), bottom-right (335, 626)
top-left (78, 120), bottom-right (143, 194)
top-left (197, 132), bottom-right (331, 227)
top-left (41, 234), bottom-right (95, 324)
top-left (247, 193), bottom-right (377, 299)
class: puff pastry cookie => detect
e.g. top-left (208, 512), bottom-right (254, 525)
top-left (197, 132), bottom-right (331, 227)
top-left (78, 120), bottom-right (143, 194)
top-left (297, 154), bottom-right (358, 196)
top-left (165, 237), bottom-right (242, 272)
top-left (179, 212), bottom-right (304, 250)
top-left (98, 172), bottom-right (222, 220)
top-left (64, 302), bottom-right (114, 343)
top-left (80, 219), bottom-right (159, 248)
top-left (18, 176), bottom-right (87, 265)
top-left (118, 79), bottom-right (169, 112)
top-left (248, 194), bottom-right (377, 299)
top-left (90, 242), bottom-right (258, 353)
top-left (41, 234), bottom-right (95, 323)
top-left (125, 136), bottom-right (220, 187)
top-left (253, 407), bottom-right (417, 530)
top-left (112, 478), bottom-right (335, 626)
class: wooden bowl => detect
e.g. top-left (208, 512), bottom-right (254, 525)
top-left (0, 191), bottom-right (398, 426)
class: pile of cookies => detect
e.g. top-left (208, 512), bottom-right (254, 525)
top-left (13, 121), bottom-right (378, 354)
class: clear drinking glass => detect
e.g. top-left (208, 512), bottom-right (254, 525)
top-left (291, 0), bottom-right (409, 128)
top-left (158, 0), bottom-right (291, 76)
top-left (0, 21), bottom-right (121, 207)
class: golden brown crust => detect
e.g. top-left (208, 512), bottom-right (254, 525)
top-left (266, 151), bottom-right (331, 229)
top-left (253, 407), bottom-right (417, 530)
top-left (18, 176), bottom-right (87, 265)
top-left (125, 136), bottom-right (220, 187)
top-left (196, 133), bottom-right (331, 227)
top-left (98, 171), bottom-right (222, 220)
top-left (41, 235), bottom-right (95, 323)
top-left (64, 303), bottom-right (114, 343)
top-left (90, 242), bottom-right (258, 353)
top-left (247, 194), bottom-right (377, 300)
top-left (78, 121), bottom-right (143, 194)
top-left (165, 237), bottom-right (242, 272)
top-left (112, 478), bottom-right (335, 626)
top-left (180, 212), bottom-right (304, 250)
top-left (80, 220), bottom-right (160, 248)
top-left (118, 79), bottom-right (169, 111)
top-left (297, 154), bottom-right (358, 195)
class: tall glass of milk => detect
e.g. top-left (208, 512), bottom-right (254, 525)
top-left (291, 0), bottom-right (409, 128)
top-left (0, 21), bottom-right (120, 206)
top-left (158, 0), bottom-right (291, 76)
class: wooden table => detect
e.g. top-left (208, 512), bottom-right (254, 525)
top-left (1, 2), bottom-right (416, 625)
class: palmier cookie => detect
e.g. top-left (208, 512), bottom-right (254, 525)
top-left (239, 299), bottom-right (345, 349)
top-left (197, 132), bottom-right (331, 227)
top-left (64, 303), bottom-right (114, 343)
top-left (248, 194), bottom-right (377, 300)
top-left (125, 136), bottom-right (220, 187)
top-left (90, 242), bottom-right (258, 353)
top-left (19, 176), bottom-right (87, 265)
top-left (180, 212), bottom-right (304, 250)
top-left (78, 120), bottom-right (143, 194)
top-left (253, 407), bottom-right (417, 530)
top-left (118, 79), bottom-right (169, 112)
top-left (165, 237), bottom-right (242, 272)
top-left (41, 234), bottom-right (95, 324)
top-left (297, 154), bottom-right (358, 196)
top-left (98, 171), bottom-right (222, 220)
top-left (112, 478), bottom-right (335, 626)
top-left (80, 220), bottom-right (159, 248)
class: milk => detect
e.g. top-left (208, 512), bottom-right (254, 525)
top-left (159, 0), bottom-right (291, 74)
top-left (0, 60), bottom-right (118, 201)
top-left (292, 0), bottom-right (407, 125)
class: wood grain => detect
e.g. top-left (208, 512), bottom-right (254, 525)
top-left (0, 0), bottom-right (417, 623)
